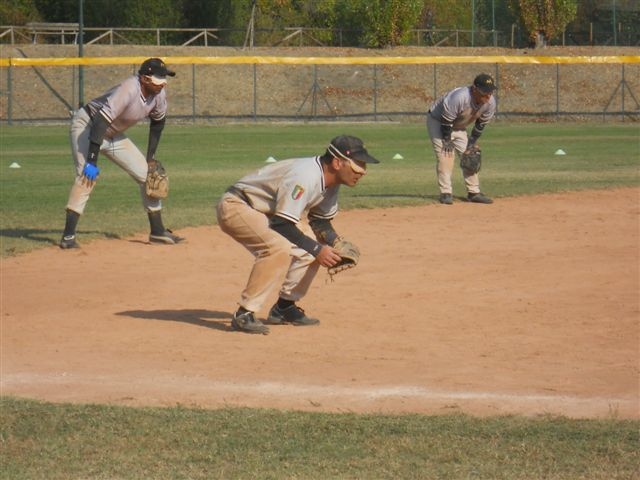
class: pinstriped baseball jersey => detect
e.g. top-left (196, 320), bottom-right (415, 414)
top-left (233, 157), bottom-right (339, 223)
top-left (429, 86), bottom-right (496, 130)
top-left (84, 75), bottom-right (167, 138)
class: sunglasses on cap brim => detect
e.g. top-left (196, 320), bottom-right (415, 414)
top-left (145, 75), bottom-right (167, 86)
top-left (328, 144), bottom-right (367, 174)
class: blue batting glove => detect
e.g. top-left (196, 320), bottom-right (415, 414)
top-left (82, 162), bottom-right (100, 181)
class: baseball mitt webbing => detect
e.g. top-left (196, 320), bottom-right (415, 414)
top-left (328, 237), bottom-right (360, 278)
top-left (145, 159), bottom-right (169, 199)
top-left (460, 144), bottom-right (482, 174)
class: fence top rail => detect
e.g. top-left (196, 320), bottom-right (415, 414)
top-left (25, 22), bottom-right (80, 30)
top-left (1, 55), bottom-right (639, 68)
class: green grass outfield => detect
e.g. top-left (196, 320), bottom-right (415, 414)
top-left (1, 123), bottom-right (639, 477)
top-left (0, 122), bottom-right (638, 256)
top-left (1, 397), bottom-right (638, 480)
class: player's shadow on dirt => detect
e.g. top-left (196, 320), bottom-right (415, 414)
top-left (351, 193), bottom-right (441, 202)
top-left (0, 228), bottom-right (120, 246)
top-left (116, 309), bottom-right (232, 332)
top-left (352, 194), bottom-right (471, 203)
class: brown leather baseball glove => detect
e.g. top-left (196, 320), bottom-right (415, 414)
top-left (145, 159), bottom-right (169, 199)
top-left (328, 237), bottom-right (360, 278)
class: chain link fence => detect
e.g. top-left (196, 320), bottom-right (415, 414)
top-left (1, 53), bottom-right (638, 124)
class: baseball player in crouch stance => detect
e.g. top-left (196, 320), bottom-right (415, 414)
top-left (217, 135), bottom-right (380, 335)
top-left (59, 57), bottom-right (183, 249)
top-left (427, 73), bottom-right (497, 205)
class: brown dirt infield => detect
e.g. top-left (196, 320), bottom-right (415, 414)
top-left (1, 188), bottom-right (638, 418)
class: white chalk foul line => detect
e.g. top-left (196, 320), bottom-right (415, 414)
top-left (2, 372), bottom-right (637, 409)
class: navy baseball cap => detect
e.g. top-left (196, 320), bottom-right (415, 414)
top-left (328, 135), bottom-right (380, 164)
top-left (139, 58), bottom-right (176, 85)
top-left (473, 73), bottom-right (497, 94)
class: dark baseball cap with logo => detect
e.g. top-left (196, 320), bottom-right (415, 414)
top-left (327, 135), bottom-right (380, 164)
top-left (473, 73), bottom-right (497, 94)
top-left (139, 58), bottom-right (176, 85)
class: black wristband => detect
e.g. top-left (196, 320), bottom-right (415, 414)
top-left (87, 141), bottom-right (100, 165)
top-left (471, 120), bottom-right (485, 141)
top-left (147, 117), bottom-right (165, 161)
top-left (309, 217), bottom-right (338, 246)
top-left (270, 215), bottom-right (323, 257)
top-left (441, 123), bottom-right (453, 141)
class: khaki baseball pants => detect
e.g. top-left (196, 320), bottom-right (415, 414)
top-left (426, 114), bottom-right (480, 195)
top-left (65, 108), bottom-right (162, 215)
top-left (216, 193), bottom-right (319, 314)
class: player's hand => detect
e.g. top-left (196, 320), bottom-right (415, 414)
top-left (82, 162), bottom-right (100, 186)
top-left (316, 245), bottom-right (342, 268)
top-left (441, 138), bottom-right (455, 155)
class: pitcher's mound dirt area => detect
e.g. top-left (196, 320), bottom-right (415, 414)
top-left (2, 189), bottom-right (638, 418)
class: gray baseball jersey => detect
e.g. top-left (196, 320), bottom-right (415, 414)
top-left (429, 86), bottom-right (496, 129)
top-left (66, 75), bottom-right (168, 215)
top-left (84, 76), bottom-right (167, 138)
top-left (233, 157), bottom-right (339, 223)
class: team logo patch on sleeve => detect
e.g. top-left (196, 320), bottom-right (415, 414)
top-left (291, 185), bottom-right (305, 200)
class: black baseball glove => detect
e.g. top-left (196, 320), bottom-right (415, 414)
top-left (460, 144), bottom-right (482, 174)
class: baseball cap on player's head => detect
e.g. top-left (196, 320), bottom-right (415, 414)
top-left (139, 58), bottom-right (176, 86)
top-left (473, 73), bottom-right (497, 94)
top-left (327, 135), bottom-right (380, 164)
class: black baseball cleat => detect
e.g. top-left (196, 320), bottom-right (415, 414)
top-left (267, 304), bottom-right (320, 326)
top-left (467, 192), bottom-right (493, 204)
top-left (149, 229), bottom-right (185, 245)
top-left (231, 310), bottom-right (269, 335)
top-left (439, 193), bottom-right (453, 205)
top-left (59, 235), bottom-right (80, 249)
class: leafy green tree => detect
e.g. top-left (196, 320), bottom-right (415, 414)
top-left (32, 0), bottom-right (76, 23)
top-left (419, 0), bottom-right (470, 30)
top-left (475, 0), bottom-right (519, 44)
top-left (32, 0), bottom-right (185, 29)
top-left (85, 0), bottom-right (185, 28)
top-left (182, 0), bottom-right (234, 28)
top-left (509, 0), bottom-right (578, 47)
top-left (358, 0), bottom-right (424, 47)
top-left (0, 0), bottom-right (42, 25)
top-left (317, 0), bottom-right (422, 47)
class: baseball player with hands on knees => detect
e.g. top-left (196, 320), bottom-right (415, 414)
top-left (59, 57), bottom-right (183, 249)
top-left (427, 73), bottom-right (497, 205)
top-left (217, 135), bottom-right (380, 335)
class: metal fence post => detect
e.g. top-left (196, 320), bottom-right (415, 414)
top-left (494, 64), bottom-right (500, 116)
top-left (433, 64), bottom-right (437, 100)
top-left (621, 63), bottom-right (625, 120)
top-left (253, 63), bottom-right (257, 121)
top-left (7, 64), bottom-right (12, 125)
top-left (191, 64), bottom-right (196, 123)
top-left (373, 64), bottom-right (378, 121)
top-left (556, 63), bottom-right (560, 118)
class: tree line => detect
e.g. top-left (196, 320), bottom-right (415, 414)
top-left (1, 0), bottom-right (638, 48)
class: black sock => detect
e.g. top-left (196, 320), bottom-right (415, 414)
top-left (63, 209), bottom-right (80, 237)
top-left (277, 298), bottom-right (294, 310)
top-left (148, 211), bottom-right (165, 235)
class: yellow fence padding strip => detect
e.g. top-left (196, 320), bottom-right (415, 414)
top-left (1, 55), bottom-right (639, 68)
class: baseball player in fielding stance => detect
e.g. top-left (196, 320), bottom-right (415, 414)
top-left (59, 58), bottom-right (183, 249)
top-left (427, 73), bottom-right (497, 205)
top-left (217, 135), bottom-right (380, 335)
